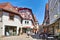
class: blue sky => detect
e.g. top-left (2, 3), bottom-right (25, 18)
top-left (0, 0), bottom-right (48, 24)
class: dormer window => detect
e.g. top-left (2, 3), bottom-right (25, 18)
top-left (27, 21), bottom-right (29, 24)
top-left (25, 20), bottom-right (29, 24)
top-left (9, 13), bottom-right (14, 20)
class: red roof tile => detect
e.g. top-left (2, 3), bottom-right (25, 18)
top-left (46, 3), bottom-right (48, 10)
top-left (0, 2), bottom-right (22, 18)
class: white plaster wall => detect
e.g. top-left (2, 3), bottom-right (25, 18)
top-left (2, 12), bottom-right (21, 35)
top-left (0, 22), bottom-right (3, 37)
top-left (2, 12), bottom-right (21, 26)
top-left (22, 20), bottom-right (34, 28)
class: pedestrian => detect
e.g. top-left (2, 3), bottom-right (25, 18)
top-left (6, 31), bottom-right (9, 36)
top-left (26, 31), bottom-right (30, 38)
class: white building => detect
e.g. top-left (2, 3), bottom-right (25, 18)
top-left (0, 3), bottom-right (22, 36)
top-left (18, 8), bottom-right (34, 33)
top-left (0, 2), bottom-right (35, 37)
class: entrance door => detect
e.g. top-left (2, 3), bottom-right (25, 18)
top-left (5, 26), bottom-right (17, 36)
top-left (22, 28), bottom-right (27, 33)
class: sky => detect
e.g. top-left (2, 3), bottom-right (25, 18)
top-left (0, 0), bottom-right (48, 24)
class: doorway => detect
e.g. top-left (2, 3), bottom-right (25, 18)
top-left (5, 26), bottom-right (17, 36)
top-left (22, 28), bottom-right (27, 33)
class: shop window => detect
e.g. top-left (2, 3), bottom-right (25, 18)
top-left (27, 21), bottom-right (29, 24)
top-left (9, 13), bottom-right (14, 20)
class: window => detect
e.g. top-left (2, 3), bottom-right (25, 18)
top-left (9, 13), bottom-right (14, 20)
top-left (25, 21), bottom-right (26, 24)
top-left (25, 21), bottom-right (29, 24)
top-left (27, 21), bottom-right (29, 24)
top-left (0, 9), bottom-right (2, 22)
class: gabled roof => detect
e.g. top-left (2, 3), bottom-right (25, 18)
top-left (0, 2), bottom-right (18, 13)
top-left (33, 15), bottom-right (38, 22)
top-left (18, 7), bottom-right (34, 20)
top-left (42, 3), bottom-right (49, 25)
top-left (46, 3), bottom-right (48, 10)
top-left (0, 2), bottom-right (38, 26)
top-left (18, 7), bottom-right (36, 25)
top-left (0, 2), bottom-right (22, 19)
top-left (0, 2), bottom-right (8, 8)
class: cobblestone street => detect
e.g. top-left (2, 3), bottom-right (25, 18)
top-left (0, 34), bottom-right (42, 40)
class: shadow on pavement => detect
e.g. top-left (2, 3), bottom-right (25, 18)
top-left (31, 33), bottom-right (40, 39)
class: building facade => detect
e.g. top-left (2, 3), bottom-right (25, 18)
top-left (47, 0), bottom-right (60, 36)
top-left (48, 0), bottom-right (60, 24)
top-left (18, 8), bottom-right (34, 33)
top-left (43, 3), bottom-right (49, 25)
top-left (42, 3), bottom-right (50, 33)
top-left (0, 2), bottom-right (37, 37)
top-left (33, 15), bottom-right (39, 33)
top-left (0, 3), bottom-right (22, 36)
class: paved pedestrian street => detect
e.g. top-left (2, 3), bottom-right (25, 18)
top-left (0, 34), bottom-right (43, 40)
